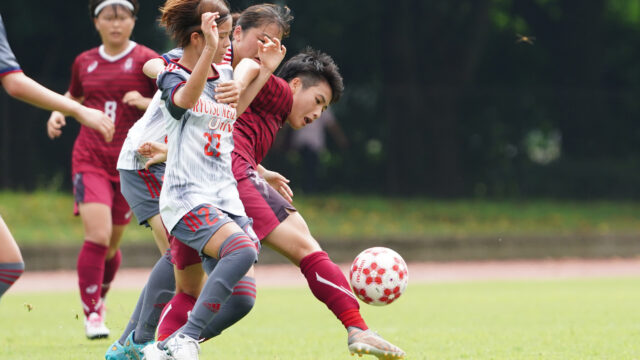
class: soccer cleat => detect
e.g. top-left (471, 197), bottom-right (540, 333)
top-left (124, 331), bottom-right (153, 360)
top-left (347, 328), bottom-right (406, 359)
top-left (141, 343), bottom-right (173, 360)
top-left (85, 312), bottom-right (110, 339)
top-left (165, 332), bottom-right (200, 360)
top-left (104, 340), bottom-right (127, 360)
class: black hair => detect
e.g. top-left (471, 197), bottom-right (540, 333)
top-left (277, 48), bottom-right (344, 104)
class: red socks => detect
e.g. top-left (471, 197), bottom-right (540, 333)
top-left (101, 249), bottom-right (122, 298)
top-left (299, 251), bottom-right (368, 330)
top-left (157, 292), bottom-right (196, 341)
top-left (77, 241), bottom-right (108, 316)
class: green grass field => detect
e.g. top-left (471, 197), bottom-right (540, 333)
top-left (1, 279), bottom-right (640, 359)
top-left (2, 191), bottom-right (640, 245)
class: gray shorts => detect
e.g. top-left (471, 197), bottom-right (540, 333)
top-left (118, 163), bottom-right (165, 226)
top-left (171, 203), bottom-right (260, 257)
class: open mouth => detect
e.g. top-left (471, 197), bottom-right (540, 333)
top-left (304, 117), bottom-right (312, 125)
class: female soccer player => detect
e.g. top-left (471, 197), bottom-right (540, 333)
top-left (45, 0), bottom-right (158, 339)
top-left (0, 13), bottom-right (114, 303)
top-left (140, 1), bottom-right (285, 358)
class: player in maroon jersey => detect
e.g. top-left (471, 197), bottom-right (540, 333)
top-left (0, 13), bottom-right (114, 303)
top-left (45, 0), bottom-right (158, 339)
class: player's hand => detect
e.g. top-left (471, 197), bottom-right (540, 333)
top-left (201, 12), bottom-right (220, 50)
top-left (122, 91), bottom-right (149, 110)
top-left (215, 80), bottom-right (241, 108)
top-left (47, 111), bottom-right (67, 140)
top-left (138, 141), bottom-right (168, 170)
top-left (75, 107), bottom-right (115, 142)
top-left (258, 36), bottom-right (286, 73)
top-left (262, 169), bottom-right (293, 203)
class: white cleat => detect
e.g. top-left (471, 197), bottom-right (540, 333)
top-left (347, 328), bottom-right (405, 359)
top-left (85, 312), bottom-right (110, 339)
top-left (141, 342), bottom-right (173, 360)
top-left (165, 333), bottom-right (200, 360)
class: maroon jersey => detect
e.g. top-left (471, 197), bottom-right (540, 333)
top-left (69, 42), bottom-right (158, 180)
top-left (233, 75), bottom-right (293, 167)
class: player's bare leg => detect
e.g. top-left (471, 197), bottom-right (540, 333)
top-left (0, 216), bottom-right (24, 301)
top-left (147, 214), bottom-right (171, 254)
top-left (263, 211), bottom-right (405, 359)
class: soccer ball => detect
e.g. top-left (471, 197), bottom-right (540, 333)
top-left (349, 247), bottom-right (409, 306)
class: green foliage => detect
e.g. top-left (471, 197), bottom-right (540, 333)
top-left (2, 191), bottom-right (640, 245)
top-left (2, 279), bottom-right (640, 359)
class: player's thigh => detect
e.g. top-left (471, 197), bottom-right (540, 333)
top-left (263, 211), bottom-right (321, 266)
top-left (0, 216), bottom-right (22, 263)
top-left (174, 263), bottom-right (205, 297)
top-left (78, 202), bottom-right (113, 246)
top-left (148, 214), bottom-right (170, 254)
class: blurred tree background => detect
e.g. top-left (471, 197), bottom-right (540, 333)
top-left (1, 0), bottom-right (639, 199)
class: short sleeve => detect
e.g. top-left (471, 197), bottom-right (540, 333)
top-left (158, 68), bottom-right (188, 119)
top-left (0, 14), bottom-right (21, 78)
top-left (161, 48), bottom-right (183, 64)
top-left (68, 56), bottom-right (84, 99)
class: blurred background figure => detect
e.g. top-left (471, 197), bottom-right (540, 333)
top-left (289, 108), bottom-right (348, 194)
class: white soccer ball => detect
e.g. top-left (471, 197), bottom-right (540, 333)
top-left (349, 247), bottom-right (409, 306)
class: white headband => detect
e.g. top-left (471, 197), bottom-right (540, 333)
top-left (94, 0), bottom-right (135, 16)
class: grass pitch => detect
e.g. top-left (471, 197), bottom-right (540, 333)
top-left (1, 280), bottom-right (640, 359)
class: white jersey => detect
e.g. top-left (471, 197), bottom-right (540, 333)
top-left (157, 60), bottom-right (244, 231)
top-left (117, 48), bottom-right (183, 171)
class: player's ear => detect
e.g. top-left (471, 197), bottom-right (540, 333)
top-left (289, 77), bottom-right (302, 94)
top-left (190, 31), bottom-right (201, 46)
top-left (232, 25), bottom-right (243, 41)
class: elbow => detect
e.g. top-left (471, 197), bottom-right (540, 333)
top-left (2, 74), bottom-right (26, 99)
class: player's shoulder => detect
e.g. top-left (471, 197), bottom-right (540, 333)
top-left (213, 62), bottom-right (233, 79)
top-left (267, 75), bottom-right (292, 98)
top-left (74, 47), bottom-right (101, 62)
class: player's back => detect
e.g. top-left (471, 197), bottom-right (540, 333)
top-left (233, 75), bottom-right (293, 167)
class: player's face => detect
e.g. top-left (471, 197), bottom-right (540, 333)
top-left (287, 78), bottom-right (332, 130)
top-left (94, 5), bottom-right (135, 48)
top-left (232, 22), bottom-right (283, 66)
top-left (213, 19), bottom-right (233, 64)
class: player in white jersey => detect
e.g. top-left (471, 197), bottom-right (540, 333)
top-left (108, 46), bottom-right (247, 359)
top-left (140, 1), bottom-right (285, 359)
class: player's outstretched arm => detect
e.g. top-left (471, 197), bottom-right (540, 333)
top-left (257, 164), bottom-right (293, 203)
top-left (233, 36), bottom-right (286, 115)
top-left (1, 72), bottom-right (114, 142)
top-left (214, 80), bottom-right (241, 108)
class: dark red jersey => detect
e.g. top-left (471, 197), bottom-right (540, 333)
top-left (69, 42), bottom-right (158, 180)
top-left (232, 75), bottom-right (292, 167)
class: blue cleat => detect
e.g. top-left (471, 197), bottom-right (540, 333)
top-left (124, 330), bottom-right (154, 360)
top-left (105, 340), bottom-right (127, 360)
